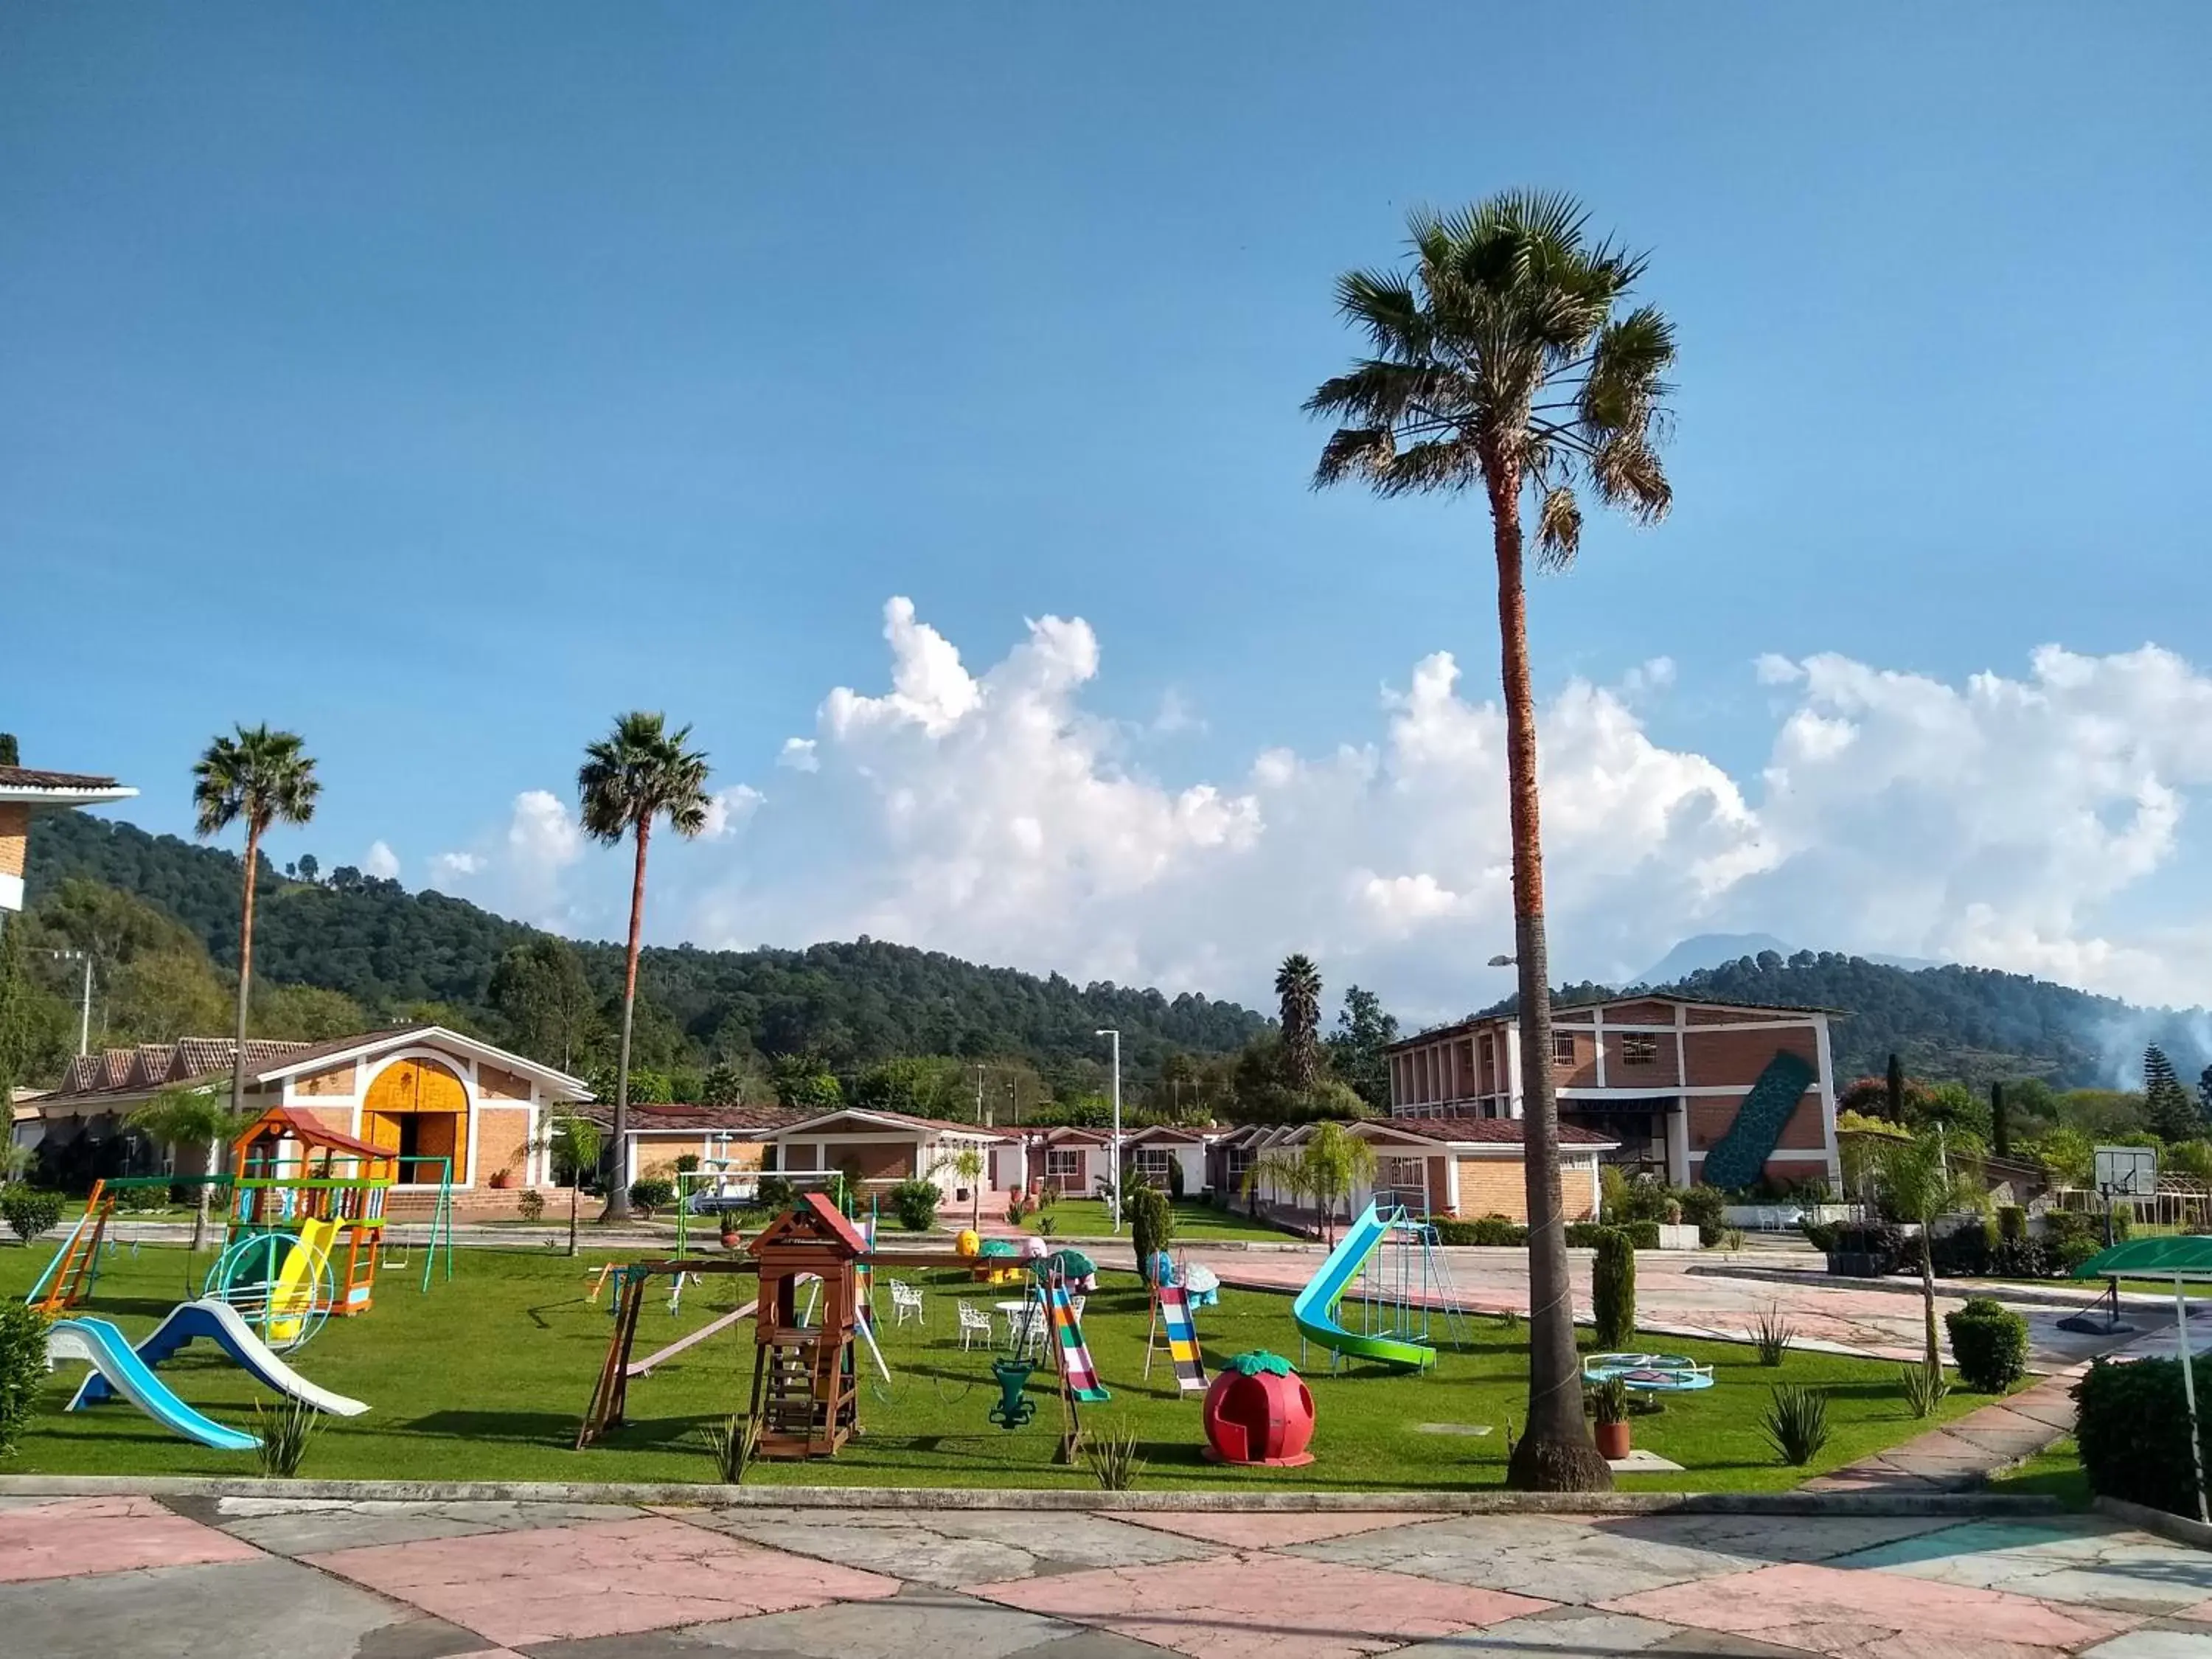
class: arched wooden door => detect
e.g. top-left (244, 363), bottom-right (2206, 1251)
top-left (362, 1057), bottom-right (470, 1185)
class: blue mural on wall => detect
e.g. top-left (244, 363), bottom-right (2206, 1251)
top-left (1699, 1050), bottom-right (1818, 1190)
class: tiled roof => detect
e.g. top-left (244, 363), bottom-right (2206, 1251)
top-left (1376, 1116), bottom-right (1615, 1147)
top-left (771, 1107), bottom-right (1008, 1140)
top-left (0, 765), bottom-right (119, 790)
top-left (41, 1036), bottom-right (318, 1102)
top-left (587, 1104), bottom-right (800, 1135)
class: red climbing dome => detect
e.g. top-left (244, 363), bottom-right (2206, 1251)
top-left (1201, 1351), bottom-right (1315, 1467)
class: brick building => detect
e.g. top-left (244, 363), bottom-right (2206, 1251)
top-left (0, 762), bottom-right (138, 914)
top-left (1384, 994), bottom-right (1841, 1192)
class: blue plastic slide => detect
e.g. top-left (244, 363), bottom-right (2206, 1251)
top-left (1290, 1200), bottom-right (1435, 1371)
top-left (71, 1299), bottom-right (369, 1417)
top-left (44, 1317), bottom-right (260, 1452)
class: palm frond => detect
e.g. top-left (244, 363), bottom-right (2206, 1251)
top-left (1590, 434), bottom-right (1672, 523)
top-left (1370, 436), bottom-right (1484, 498)
top-left (1311, 425), bottom-right (1395, 487)
top-left (1535, 484), bottom-right (1582, 569)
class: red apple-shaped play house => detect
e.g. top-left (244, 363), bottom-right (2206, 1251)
top-left (1202, 1351), bottom-right (1315, 1467)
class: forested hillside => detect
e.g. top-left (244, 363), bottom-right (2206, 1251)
top-left (18, 811), bottom-right (1267, 1094)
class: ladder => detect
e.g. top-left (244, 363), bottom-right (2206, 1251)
top-left (35, 1182), bottom-right (113, 1314)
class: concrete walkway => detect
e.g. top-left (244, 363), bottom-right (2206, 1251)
top-left (7, 1491), bottom-right (2212, 1658)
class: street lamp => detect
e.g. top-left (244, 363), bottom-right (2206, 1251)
top-left (1095, 1028), bottom-right (1121, 1232)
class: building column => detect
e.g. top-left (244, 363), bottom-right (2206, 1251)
top-left (1814, 1015), bottom-right (1843, 1189)
top-left (1666, 1099), bottom-right (1691, 1187)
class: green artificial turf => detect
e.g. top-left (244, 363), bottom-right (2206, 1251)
top-left (0, 1240), bottom-right (1992, 1490)
top-left (1018, 1199), bottom-right (1297, 1243)
top-left (1988, 1436), bottom-right (2092, 1509)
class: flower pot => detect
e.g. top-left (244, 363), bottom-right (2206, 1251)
top-left (718, 1231), bottom-right (740, 1250)
top-left (1594, 1420), bottom-right (1632, 1460)
top-left (488, 1171), bottom-right (513, 1190)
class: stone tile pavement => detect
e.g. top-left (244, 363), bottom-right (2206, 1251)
top-left (6, 1493), bottom-right (2212, 1658)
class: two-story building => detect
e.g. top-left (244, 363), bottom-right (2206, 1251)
top-left (1384, 994), bottom-right (1841, 1192)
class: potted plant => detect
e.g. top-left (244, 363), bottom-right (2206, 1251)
top-left (488, 1166), bottom-right (515, 1190)
top-left (1589, 1375), bottom-right (1632, 1460)
top-left (718, 1217), bottom-right (741, 1250)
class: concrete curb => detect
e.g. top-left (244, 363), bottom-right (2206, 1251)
top-left (2095, 1495), bottom-right (2212, 1550)
top-left (0, 1475), bottom-right (2062, 1516)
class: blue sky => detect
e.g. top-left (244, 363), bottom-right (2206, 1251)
top-left (6, 5), bottom-right (2211, 1016)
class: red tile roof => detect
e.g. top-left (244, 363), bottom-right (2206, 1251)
top-left (589, 1104), bottom-right (800, 1135)
top-left (0, 765), bottom-right (120, 790)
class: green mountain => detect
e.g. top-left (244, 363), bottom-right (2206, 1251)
top-left (21, 810), bottom-right (1267, 1084)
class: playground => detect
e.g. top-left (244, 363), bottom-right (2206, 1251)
top-left (1, 1217), bottom-right (1995, 1491)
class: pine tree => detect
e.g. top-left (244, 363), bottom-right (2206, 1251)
top-left (1991, 1082), bottom-right (2008, 1159)
top-left (2144, 1045), bottom-right (2197, 1141)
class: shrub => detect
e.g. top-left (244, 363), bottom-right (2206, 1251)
top-left (1004, 1195), bottom-right (1031, 1226)
top-left (1082, 1419), bottom-right (1146, 1490)
top-left (254, 1396), bottom-right (319, 1478)
top-left (1799, 1218), bottom-right (1838, 1253)
top-left (673, 1153), bottom-right (701, 1175)
top-left (755, 1175), bottom-right (795, 1210)
top-left (2055, 1236), bottom-right (2104, 1275)
top-left (1826, 1221), bottom-right (1907, 1276)
top-left (1752, 1304), bottom-right (1795, 1366)
top-left (1945, 1296), bottom-right (2028, 1392)
top-left (1762, 1385), bottom-right (1830, 1465)
top-left (114, 1185), bottom-right (168, 1214)
top-left (1566, 1220), bottom-right (1659, 1251)
top-left (1591, 1228), bottom-right (1636, 1349)
top-left (1166, 1157), bottom-right (1186, 1200)
top-left (1992, 1236), bottom-right (2051, 1279)
top-left (1900, 1360), bottom-right (1950, 1418)
top-left (626, 1178), bottom-right (675, 1218)
top-left (2075, 1355), bottom-right (2212, 1517)
top-left (1997, 1205), bottom-right (2028, 1244)
top-left (1128, 1186), bottom-right (1174, 1284)
top-left (1677, 1186), bottom-right (1728, 1231)
top-left (1, 1188), bottom-right (64, 1245)
top-left (1435, 1216), bottom-right (1526, 1247)
top-left (889, 1179), bottom-right (939, 1231)
top-left (707, 1413), bottom-right (762, 1484)
top-left (516, 1188), bottom-right (546, 1224)
top-left (1930, 1217), bottom-right (1996, 1279)
top-left (0, 1301), bottom-right (49, 1456)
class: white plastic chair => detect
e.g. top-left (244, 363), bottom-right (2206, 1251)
top-left (956, 1301), bottom-right (993, 1350)
top-left (890, 1279), bottom-right (925, 1329)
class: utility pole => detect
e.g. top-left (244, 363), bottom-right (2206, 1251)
top-left (1096, 1028), bottom-right (1122, 1232)
top-left (34, 949), bottom-right (92, 1056)
top-left (975, 1064), bottom-right (989, 1127)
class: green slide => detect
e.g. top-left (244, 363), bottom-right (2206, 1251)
top-left (1291, 1200), bottom-right (1434, 1371)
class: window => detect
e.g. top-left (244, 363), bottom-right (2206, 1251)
top-left (1131, 1146), bottom-right (1173, 1185)
top-left (1553, 1032), bottom-right (1577, 1065)
top-left (1622, 1034), bottom-right (1658, 1066)
top-left (1379, 1155), bottom-right (1426, 1196)
top-left (1225, 1147), bottom-right (1254, 1186)
top-left (1045, 1149), bottom-right (1085, 1181)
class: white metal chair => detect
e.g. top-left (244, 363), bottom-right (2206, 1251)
top-left (956, 1301), bottom-right (994, 1351)
top-left (890, 1279), bottom-right (925, 1329)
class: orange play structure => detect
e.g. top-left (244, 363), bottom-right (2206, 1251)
top-left (228, 1105), bottom-right (397, 1316)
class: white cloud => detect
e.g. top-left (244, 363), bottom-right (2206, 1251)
top-left (425, 599), bottom-right (2212, 1023)
top-left (430, 851), bottom-right (484, 884)
top-left (700, 785), bottom-right (764, 840)
top-left (363, 840), bottom-right (400, 881)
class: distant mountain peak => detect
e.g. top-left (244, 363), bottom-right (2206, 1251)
top-left (1632, 933), bottom-right (1798, 987)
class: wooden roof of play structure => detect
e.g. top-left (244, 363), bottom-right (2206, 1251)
top-left (232, 1104), bottom-right (390, 1165)
top-left (748, 1192), bottom-right (869, 1259)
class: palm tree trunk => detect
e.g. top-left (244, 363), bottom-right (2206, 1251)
top-left (568, 1178), bottom-right (580, 1258)
top-left (230, 821), bottom-right (260, 1120)
top-left (1919, 1228), bottom-right (1939, 1371)
top-left (606, 821), bottom-right (652, 1222)
top-left (1490, 465), bottom-right (1613, 1494)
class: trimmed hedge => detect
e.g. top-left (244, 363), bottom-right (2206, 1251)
top-left (2075, 1356), bottom-right (2212, 1517)
top-left (1592, 1228), bottom-right (1636, 1348)
top-left (1944, 1295), bottom-right (2028, 1391)
top-left (1428, 1217), bottom-right (1661, 1251)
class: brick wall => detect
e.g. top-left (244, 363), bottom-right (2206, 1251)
top-left (1451, 1155), bottom-right (1596, 1222)
top-left (1553, 1030), bottom-right (1599, 1088)
top-left (1687, 1092), bottom-right (1827, 1153)
top-left (1601, 1030), bottom-right (1682, 1087)
top-left (0, 804), bottom-right (27, 881)
top-left (295, 1064), bottom-right (355, 1097)
top-left (475, 1107), bottom-right (531, 1185)
top-left (1683, 1027), bottom-right (1818, 1088)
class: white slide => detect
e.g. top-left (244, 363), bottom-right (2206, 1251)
top-left (69, 1298), bottom-right (369, 1418)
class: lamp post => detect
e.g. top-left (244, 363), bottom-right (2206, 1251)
top-left (1095, 1028), bottom-right (1121, 1232)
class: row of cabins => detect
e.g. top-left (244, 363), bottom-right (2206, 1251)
top-left (15, 992), bottom-right (1840, 1223)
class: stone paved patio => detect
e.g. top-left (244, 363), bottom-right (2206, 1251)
top-left (3, 1493), bottom-right (2211, 1658)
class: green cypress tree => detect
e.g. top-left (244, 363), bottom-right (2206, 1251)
top-left (2144, 1045), bottom-right (2197, 1141)
top-left (1991, 1082), bottom-right (2009, 1159)
top-left (1885, 1053), bottom-right (1906, 1124)
top-left (1592, 1228), bottom-right (1637, 1349)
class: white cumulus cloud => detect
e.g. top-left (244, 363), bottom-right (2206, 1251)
top-left (363, 840), bottom-right (400, 881)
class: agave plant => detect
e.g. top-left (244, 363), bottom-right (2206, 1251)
top-left (1761, 1385), bottom-right (1831, 1466)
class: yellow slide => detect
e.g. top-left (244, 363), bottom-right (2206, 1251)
top-left (268, 1218), bottom-right (334, 1344)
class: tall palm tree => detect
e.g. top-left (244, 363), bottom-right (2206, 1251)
top-left (577, 712), bottom-right (711, 1221)
top-left (1307, 191), bottom-right (1674, 1492)
top-left (193, 725), bottom-right (320, 1120)
top-left (1275, 954), bottom-right (1324, 1088)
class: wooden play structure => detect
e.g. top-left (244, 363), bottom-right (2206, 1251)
top-left (227, 1106), bottom-right (397, 1316)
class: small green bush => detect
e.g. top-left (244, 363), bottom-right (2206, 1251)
top-left (1945, 1296), bottom-right (2028, 1392)
top-left (755, 1175), bottom-right (795, 1210)
top-left (1900, 1359), bottom-right (1950, 1418)
top-left (1434, 1215), bottom-right (1527, 1247)
top-left (1, 1188), bottom-right (64, 1245)
top-left (1762, 1384), bottom-right (1831, 1465)
top-left (1997, 1205), bottom-right (2028, 1243)
top-left (0, 1301), bottom-right (52, 1456)
top-left (254, 1396), bottom-right (320, 1478)
top-left (1591, 1227), bottom-right (1636, 1349)
top-left (626, 1178), bottom-right (675, 1217)
top-left (889, 1179), bottom-right (939, 1231)
top-left (515, 1187), bottom-right (546, 1223)
top-left (1568, 1220), bottom-right (1659, 1250)
top-left (2076, 1355), bottom-right (2212, 1517)
top-left (1128, 1186), bottom-right (1174, 1284)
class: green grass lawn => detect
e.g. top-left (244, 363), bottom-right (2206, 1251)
top-left (1, 1240), bottom-right (1992, 1491)
top-left (1988, 1436), bottom-right (2091, 1509)
top-left (1018, 1199), bottom-right (1297, 1243)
